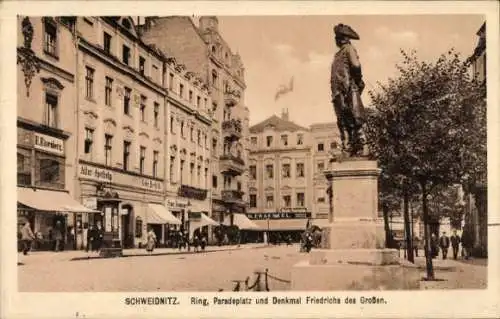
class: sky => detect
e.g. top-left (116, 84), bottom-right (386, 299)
top-left (216, 15), bottom-right (485, 127)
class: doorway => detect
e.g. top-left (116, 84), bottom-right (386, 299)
top-left (121, 204), bottom-right (133, 248)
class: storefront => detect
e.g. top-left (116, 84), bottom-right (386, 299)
top-left (78, 161), bottom-right (166, 250)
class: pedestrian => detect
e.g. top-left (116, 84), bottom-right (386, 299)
top-left (86, 225), bottom-right (94, 253)
top-left (450, 230), bottom-right (461, 260)
top-left (95, 222), bottom-right (104, 252)
top-left (20, 221), bottom-right (35, 255)
top-left (53, 221), bottom-right (63, 252)
top-left (430, 233), bottom-right (439, 258)
top-left (146, 227), bottom-right (157, 254)
top-left (193, 234), bottom-right (200, 253)
top-left (439, 231), bottom-right (450, 260)
top-left (200, 235), bottom-right (207, 251)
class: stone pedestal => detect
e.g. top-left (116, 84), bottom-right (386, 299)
top-left (291, 160), bottom-right (420, 290)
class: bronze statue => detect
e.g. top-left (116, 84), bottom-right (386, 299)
top-left (330, 23), bottom-right (366, 157)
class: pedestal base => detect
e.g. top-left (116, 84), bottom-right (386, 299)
top-left (291, 258), bottom-right (420, 291)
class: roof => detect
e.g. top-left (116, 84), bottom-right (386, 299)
top-left (249, 115), bottom-right (308, 134)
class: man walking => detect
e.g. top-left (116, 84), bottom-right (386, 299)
top-left (439, 231), bottom-right (450, 260)
top-left (20, 221), bottom-right (35, 255)
top-left (450, 230), bottom-right (461, 260)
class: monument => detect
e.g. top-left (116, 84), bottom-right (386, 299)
top-left (291, 24), bottom-right (420, 290)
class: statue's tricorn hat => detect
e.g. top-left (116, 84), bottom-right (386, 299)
top-left (334, 24), bottom-right (360, 40)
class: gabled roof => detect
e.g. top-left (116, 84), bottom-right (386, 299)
top-left (249, 115), bottom-right (308, 134)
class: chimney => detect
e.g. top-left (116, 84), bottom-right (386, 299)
top-left (281, 108), bottom-right (289, 121)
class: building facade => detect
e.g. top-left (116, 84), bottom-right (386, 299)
top-left (247, 110), bottom-right (338, 242)
top-left (16, 16), bottom-right (97, 251)
top-left (139, 16), bottom-right (251, 236)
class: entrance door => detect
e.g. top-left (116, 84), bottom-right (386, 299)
top-left (121, 214), bottom-right (131, 248)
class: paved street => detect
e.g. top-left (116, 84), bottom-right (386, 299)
top-left (18, 245), bottom-right (487, 292)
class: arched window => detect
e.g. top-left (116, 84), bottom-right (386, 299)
top-left (211, 70), bottom-right (218, 88)
top-left (135, 217), bottom-right (143, 238)
top-left (211, 45), bottom-right (216, 55)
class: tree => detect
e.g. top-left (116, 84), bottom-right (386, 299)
top-left (365, 49), bottom-right (486, 280)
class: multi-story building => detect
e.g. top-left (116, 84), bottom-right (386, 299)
top-left (16, 16), bottom-right (97, 251)
top-left (247, 110), bottom-right (338, 242)
top-left (139, 16), bottom-right (253, 236)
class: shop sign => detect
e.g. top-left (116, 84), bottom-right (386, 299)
top-left (34, 133), bottom-right (64, 155)
top-left (79, 163), bottom-right (163, 192)
top-left (247, 212), bottom-right (312, 220)
top-left (82, 197), bottom-right (97, 210)
top-left (189, 212), bottom-right (202, 220)
top-left (166, 198), bottom-right (190, 210)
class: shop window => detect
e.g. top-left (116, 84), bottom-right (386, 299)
top-left (39, 158), bottom-right (60, 184)
top-left (250, 194), bottom-right (257, 208)
top-left (105, 77), bottom-right (113, 106)
top-left (104, 134), bottom-right (113, 166)
top-left (135, 217), bottom-right (143, 238)
top-left (43, 18), bottom-right (58, 57)
top-left (296, 163), bottom-right (305, 178)
top-left (282, 164), bottom-right (291, 178)
top-left (103, 32), bottom-right (112, 54)
top-left (44, 93), bottom-right (58, 128)
top-left (84, 127), bottom-right (94, 155)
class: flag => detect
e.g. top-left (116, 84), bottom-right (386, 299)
top-left (274, 77), bottom-right (294, 101)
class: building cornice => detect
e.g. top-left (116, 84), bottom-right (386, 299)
top-left (17, 117), bottom-right (71, 140)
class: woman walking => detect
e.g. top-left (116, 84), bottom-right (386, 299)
top-left (146, 227), bottom-right (157, 254)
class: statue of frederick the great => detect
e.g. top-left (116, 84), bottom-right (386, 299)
top-left (330, 23), bottom-right (366, 158)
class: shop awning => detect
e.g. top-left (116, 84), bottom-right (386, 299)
top-left (17, 187), bottom-right (98, 213)
top-left (232, 213), bottom-right (261, 230)
top-left (191, 213), bottom-right (219, 230)
top-left (147, 204), bottom-right (182, 225)
top-left (252, 219), bottom-right (330, 231)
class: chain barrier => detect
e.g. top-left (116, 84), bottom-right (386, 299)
top-left (219, 268), bottom-right (291, 291)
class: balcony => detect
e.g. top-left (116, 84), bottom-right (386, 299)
top-left (220, 154), bottom-right (245, 176)
top-left (222, 119), bottom-right (243, 141)
top-left (224, 88), bottom-right (240, 107)
top-left (222, 189), bottom-right (246, 206)
top-left (178, 185), bottom-right (208, 201)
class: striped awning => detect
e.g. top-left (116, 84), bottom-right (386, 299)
top-left (147, 204), bottom-right (182, 225)
top-left (17, 187), bottom-right (98, 213)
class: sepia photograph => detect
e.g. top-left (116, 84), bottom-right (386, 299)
top-left (1, 1), bottom-right (499, 318)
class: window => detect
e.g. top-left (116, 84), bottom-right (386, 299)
top-left (237, 181), bottom-right (242, 191)
top-left (180, 160), bottom-right (185, 184)
top-left (189, 90), bottom-right (193, 103)
top-left (169, 156), bottom-right (175, 182)
top-left (204, 167), bottom-right (208, 189)
top-left (212, 70), bottom-right (218, 88)
top-left (180, 121), bottom-right (185, 138)
top-left (282, 164), bottom-right (291, 178)
top-left (104, 134), bottom-right (113, 166)
top-left (250, 194), bottom-right (257, 208)
top-left (281, 135), bottom-right (288, 146)
top-left (249, 165), bottom-right (256, 179)
top-left (196, 96), bottom-right (201, 109)
top-left (318, 143), bottom-right (324, 152)
top-left (85, 66), bottom-right (94, 99)
top-left (123, 141), bottom-right (131, 171)
top-left (139, 56), bottom-right (146, 75)
top-left (266, 136), bottom-right (273, 147)
top-left (317, 196), bottom-right (325, 203)
top-left (190, 127), bottom-right (194, 142)
top-left (212, 175), bottom-right (218, 188)
top-left (135, 217), bottom-right (143, 238)
top-left (169, 73), bottom-right (174, 90)
top-left (179, 84), bottom-right (184, 98)
top-left (297, 193), bottom-right (305, 207)
top-left (197, 165), bottom-right (201, 186)
top-left (84, 128), bottom-right (93, 154)
top-left (39, 159), bottom-right (60, 184)
top-left (204, 134), bottom-right (208, 149)
top-left (140, 95), bottom-right (147, 122)
top-left (170, 116), bottom-right (174, 133)
top-left (103, 32), bottom-right (112, 54)
top-left (44, 93), bottom-right (58, 128)
top-left (212, 102), bottom-right (218, 113)
top-left (296, 163), bottom-right (305, 178)
top-left (43, 19), bottom-right (57, 56)
top-left (105, 77), bottom-right (113, 106)
top-left (212, 138), bottom-right (218, 155)
top-left (154, 102), bottom-right (159, 127)
top-left (251, 137), bottom-right (257, 146)
top-left (190, 163), bottom-right (195, 185)
top-left (152, 65), bottom-right (159, 82)
top-left (317, 161), bottom-right (325, 172)
top-left (124, 87), bottom-right (131, 115)
top-left (197, 130), bottom-right (201, 145)
top-left (139, 146), bottom-right (146, 174)
top-left (283, 195), bottom-right (291, 208)
top-left (265, 164), bottom-right (273, 179)
top-left (266, 195), bottom-right (274, 208)
top-left (297, 134), bottom-right (304, 145)
top-left (122, 45), bottom-right (130, 65)
top-left (331, 141), bottom-right (338, 150)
